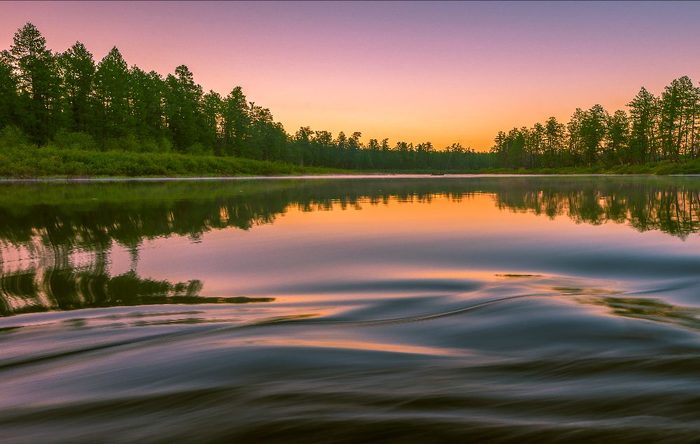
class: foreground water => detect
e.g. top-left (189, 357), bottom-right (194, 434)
top-left (1, 176), bottom-right (700, 442)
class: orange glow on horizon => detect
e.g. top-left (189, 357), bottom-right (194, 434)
top-left (2, 2), bottom-right (699, 150)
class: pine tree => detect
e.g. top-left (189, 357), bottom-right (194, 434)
top-left (94, 47), bottom-right (131, 142)
top-left (627, 87), bottom-right (659, 163)
top-left (5, 23), bottom-right (60, 143)
top-left (58, 42), bottom-right (95, 132)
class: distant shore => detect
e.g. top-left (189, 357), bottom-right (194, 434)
top-left (2, 144), bottom-right (700, 179)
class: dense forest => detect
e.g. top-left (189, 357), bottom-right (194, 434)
top-left (1, 23), bottom-right (699, 173)
top-left (491, 78), bottom-right (700, 168)
top-left (0, 23), bottom-right (489, 171)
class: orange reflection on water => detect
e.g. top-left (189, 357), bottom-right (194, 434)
top-left (241, 192), bottom-right (586, 238)
top-left (150, 191), bottom-right (646, 299)
top-left (225, 336), bottom-right (469, 357)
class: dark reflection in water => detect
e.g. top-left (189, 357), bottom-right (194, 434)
top-left (578, 294), bottom-right (700, 331)
top-left (2, 176), bottom-right (700, 443)
top-left (492, 178), bottom-right (700, 238)
top-left (2, 176), bottom-right (700, 314)
top-left (0, 268), bottom-right (202, 315)
top-left (0, 176), bottom-right (698, 244)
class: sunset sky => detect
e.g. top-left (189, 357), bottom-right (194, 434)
top-left (2, 1), bottom-right (699, 150)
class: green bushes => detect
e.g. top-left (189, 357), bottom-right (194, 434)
top-left (51, 130), bottom-right (98, 151)
top-left (2, 125), bottom-right (700, 177)
top-left (0, 144), bottom-right (339, 178)
top-left (0, 126), bottom-right (31, 148)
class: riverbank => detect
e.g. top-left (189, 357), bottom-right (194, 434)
top-left (0, 146), bottom-right (342, 178)
top-left (2, 145), bottom-right (700, 178)
top-left (478, 160), bottom-right (700, 175)
top-left (368, 160), bottom-right (700, 175)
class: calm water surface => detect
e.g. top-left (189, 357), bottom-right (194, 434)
top-left (1, 176), bottom-right (700, 442)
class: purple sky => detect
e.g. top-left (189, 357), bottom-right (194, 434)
top-left (2, 1), bottom-right (699, 149)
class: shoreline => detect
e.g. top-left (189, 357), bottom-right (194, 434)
top-left (2, 173), bottom-right (700, 184)
top-left (3, 145), bottom-right (700, 179)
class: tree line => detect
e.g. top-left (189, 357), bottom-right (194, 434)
top-left (3, 23), bottom-right (698, 171)
top-left (491, 77), bottom-right (700, 168)
top-left (0, 23), bottom-right (491, 171)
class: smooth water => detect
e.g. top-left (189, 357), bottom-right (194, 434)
top-left (1, 176), bottom-right (700, 442)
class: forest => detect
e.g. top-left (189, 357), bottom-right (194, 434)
top-left (0, 23), bottom-right (488, 172)
top-left (491, 79), bottom-right (700, 169)
top-left (1, 22), bottom-right (700, 174)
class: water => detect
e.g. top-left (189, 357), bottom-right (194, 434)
top-left (1, 176), bottom-right (700, 442)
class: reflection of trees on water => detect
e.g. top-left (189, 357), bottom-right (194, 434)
top-left (577, 295), bottom-right (700, 331)
top-left (0, 267), bottom-right (203, 316)
top-left (493, 180), bottom-right (700, 238)
top-left (0, 177), bottom-right (698, 315)
top-left (0, 178), bottom-right (698, 249)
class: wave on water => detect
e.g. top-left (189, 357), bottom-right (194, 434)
top-left (2, 272), bottom-right (700, 443)
top-left (2, 177), bottom-right (700, 442)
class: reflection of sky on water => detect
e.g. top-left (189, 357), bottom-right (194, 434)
top-left (1, 177), bottom-right (700, 315)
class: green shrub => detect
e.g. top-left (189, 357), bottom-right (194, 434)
top-left (51, 130), bottom-right (98, 151)
top-left (0, 126), bottom-right (31, 149)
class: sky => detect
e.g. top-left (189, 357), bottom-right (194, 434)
top-left (1, 1), bottom-right (700, 150)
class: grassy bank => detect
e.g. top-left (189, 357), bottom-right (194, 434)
top-left (2, 143), bottom-right (700, 178)
top-left (0, 145), bottom-right (342, 178)
top-left (477, 160), bottom-right (700, 175)
top-left (366, 159), bottom-right (700, 175)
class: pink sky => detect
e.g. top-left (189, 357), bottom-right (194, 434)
top-left (2, 1), bottom-right (699, 150)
